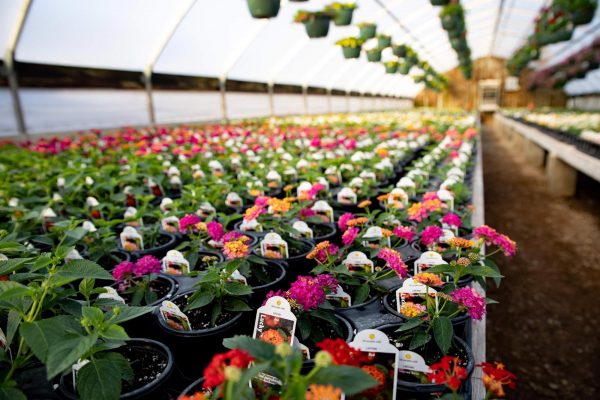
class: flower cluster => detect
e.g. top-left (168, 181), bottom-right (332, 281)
top-left (342, 227), bottom-right (359, 246)
top-left (421, 225), bottom-right (444, 247)
top-left (473, 225), bottom-right (517, 257)
top-left (112, 255), bottom-right (161, 281)
top-left (207, 221), bottom-right (225, 242)
top-left (266, 274), bottom-right (338, 311)
top-left (426, 356), bottom-right (468, 392)
top-left (179, 213), bottom-right (201, 233)
top-left (338, 212), bottom-right (355, 231)
top-left (479, 361), bottom-right (517, 398)
top-left (441, 212), bottom-right (462, 227)
top-left (414, 272), bottom-right (444, 287)
top-left (450, 287), bottom-right (486, 320)
top-left (222, 236), bottom-right (250, 260)
top-left (306, 241), bottom-right (339, 263)
top-left (376, 248), bottom-right (408, 278)
top-left (202, 349), bottom-right (254, 389)
top-left (400, 302), bottom-right (426, 318)
top-left (393, 225), bottom-right (415, 242)
top-left (243, 205), bottom-right (264, 222)
top-left (316, 338), bottom-right (368, 367)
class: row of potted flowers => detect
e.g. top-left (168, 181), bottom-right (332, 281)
top-left (0, 111), bottom-right (515, 399)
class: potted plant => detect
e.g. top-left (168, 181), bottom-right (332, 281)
top-left (335, 37), bottom-right (365, 59)
top-left (246, 0), bottom-right (281, 19)
top-left (392, 44), bottom-right (408, 58)
top-left (398, 62), bottom-right (411, 75)
top-left (439, 3), bottom-right (464, 31)
top-left (357, 22), bottom-right (377, 39)
top-left (377, 34), bottom-right (392, 48)
top-left (294, 10), bottom-right (333, 38)
top-left (325, 2), bottom-right (357, 26)
top-left (366, 48), bottom-right (383, 62)
top-left (430, 0), bottom-right (450, 5)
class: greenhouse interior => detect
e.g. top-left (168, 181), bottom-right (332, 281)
top-left (0, 0), bottom-right (599, 399)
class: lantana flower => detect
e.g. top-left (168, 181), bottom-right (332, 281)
top-left (450, 287), bottom-right (486, 320)
top-left (376, 248), bottom-right (408, 278)
top-left (202, 349), bottom-right (254, 389)
top-left (421, 225), bottom-right (444, 247)
top-left (426, 356), bottom-right (467, 392)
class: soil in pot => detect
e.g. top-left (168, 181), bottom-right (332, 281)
top-left (119, 276), bottom-right (175, 306)
top-left (308, 222), bottom-right (336, 242)
top-left (172, 293), bottom-right (237, 330)
top-left (96, 250), bottom-right (129, 270)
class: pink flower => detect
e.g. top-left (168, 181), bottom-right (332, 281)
top-left (338, 213), bottom-right (355, 232)
top-left (473, 225), bottom-right (517, 257)
top-left (179, 213), bottom-right (201, 233)
top-left (393, 226), bottom-right (415, 242)
top-left (451, 287), bottom-right (486, 320)
top-left (307, 183), bottom-right (325, 199)
top-left (313, 243), bottom-right (339, 263)
top-left (221, 231), bottom-right (244, 243)
top-left (288, 276), bottom-right (327, 310)
top-left (377, 248), bottom-right (408, 278)
top-left (262, 289), bottom-right (287, 306)
top-left (207, 221), bottom-right (225, 242)
top-left (421, 226), bottom-right (444, 247)
top-left (254, 196), bottom-right (271, 208)
top-left (342, 227), bottom-right (359, 246)
top-left (112, 261), bottom-right (135, 281)
top-left (442, 213), bottom-right (462, 228)
top-left (316, 274), bottom-right (339, 293)
top-left (422, 192), bottom-right (440, 202)
top-left (133, 255), bottom-right (161, 276)
top-left (299, 208), bottom-right (316, 219)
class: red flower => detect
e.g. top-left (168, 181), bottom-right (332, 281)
top-left (316, 338), bottom-right (369, 367)
top-left (479, 361), bottom-right (517, 398)
top-left (426, 356), bottom-right (467, 392)
top-left (202, 349), bottom-right (254, 389)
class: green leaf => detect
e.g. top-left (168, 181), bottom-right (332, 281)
top-left (297, 316), bottom-right (311, 340)
top-left (76, 357), bottom-right (121, 400)
top-left (310, 366), bottom-right (379, 395)
top-left (0, 258), bottom-right (31, 275)
top-left (211, 302), bottom-right (222, 326)
top-left (52, 259), bottom-right (113, 286)
top-left (223, 282), bottom-right (253, 296)
top-left (20, 316), bottom-right (78, 362)
top-left (82, 306), bottom-right (105, 327)
top-left (409, 330), bottom-right (431, 350)
top-left (433, 316), bottom-right (453, 354)
top-left (0, 242), bottom-right (27, 253)
top-left (186, 289), bottom-right (215, 311)
top-left (0, 386), bottom-right (26, 400)
top-left (395, 318), bottom-right (425, 332)
top-left (223, 335), bottom-right (276, 360)
top-left (232, 362), bottom-right (270, 398)
top-left (423, 264), bottom-right (455, 274)
top-left (46, 333), bottom-right (98, 379)
top-left (0, 282), bottom-right (33, 302)
top-left (6, 310), bottom-right (21, 346)
top-left (101, 325), bottom-right (129, 341)
top-left (354, 283), bottom-right (370, 304)
top-left (223, 297), bottom-right (252, 312)
top-left (97, 352), bottom-right (133, 384)
top-left (464, 264), bottom-right (503, 278)
top-left (247, 255), bottom-right (267, 265)
top-left (109, 306), bottom-right (154, 325)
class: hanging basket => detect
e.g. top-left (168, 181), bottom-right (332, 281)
top-left (333, 8), bottom-right (354, 26)
top-left (406, 55), bottom-right (418, 66)
top-left (359, 24), bottom-right (377, 40)
top-left (441, 15), bottom-right (458, 30)
top-left (366, 49), bottom-right (382, 62)
top-left (342, 46), bottom-right (361, 59)
top-left (392, 45), bottom-right (407, 57)
top-left (572, 7), bottom-right (595, 25)
top-left (398, 64), bottom-right (410, 75)
top-left (430, 0), bottom-right (450, 5)
top-left (246, 0), bottom-right (281, 19)
top-left (304, 16), bottom-right (331, 38)
top-left (377, 36), bottom-right (391, 48)
top-left (385, 64), bottom-right (398, 74)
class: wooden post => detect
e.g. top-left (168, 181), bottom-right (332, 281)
top-left (546, 153), bottom-right (577, 197)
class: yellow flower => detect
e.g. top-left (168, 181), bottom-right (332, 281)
top-left (400, 302), bottom-right (426, 318)
top-left (267, 198), bottom-right (291, 213)
top-left (305, 384), bottom-right (342, 400)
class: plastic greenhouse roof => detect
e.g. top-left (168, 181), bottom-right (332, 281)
top-left (1, 0), bottom-right (599, 97)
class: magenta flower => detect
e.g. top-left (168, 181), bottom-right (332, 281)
top-left (316, 274), bottom-right (339, 293)
top-left (112, 261), bottom-right (135, 282)
top-left (288, 276), bottom-right (327, 311)
top-left (473, 225), bottom-right (517, 257)
top-left (307, 183), bottom-right (326, 199)
top-left (221, 231), bottom-right (244, 243)
top-left (179, 213), bottom-right (201, 233)
top-left (262, 289), bottom-right (287, 306)
top-left (254, 196), bottom-right (271, 208)
top-left (377, 248), bottom-right (408, 278)
top-left (338, 212), bottom-right (355, 232)
top-left (314, 243), bottom-right (339, 263)
top-left (422, 192), bottom-right (441, 202)
top-left (133, 255), bottom-right (161, 276)
top-left (441, 212), bottom-right (462, 228)
top-left (299, 208), bottom-right (316, 219)
top-left (421, 226), bottom-right (444, 247)
top-left (207, 221), bottom-right (225, 242)
top-left (342, 227), bottom-right (359, 246)
top-left (450, 287), bottom-right (486, 320)
top-left (393, 225), bottom-right (415, 242)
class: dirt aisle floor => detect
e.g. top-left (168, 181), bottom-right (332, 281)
top-left (483, 124), bottom-right (600, 399)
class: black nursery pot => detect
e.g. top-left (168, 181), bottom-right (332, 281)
top-left (233, 220), bottom-right (266, 239)
top-left (252, 238), bottom-right (315, 283)
top-left (118, 231), bottom-right (177, 261)
top-left (247, 260), bottom-right (287, 305)
top-left (376, 323), bottom-right (474, 397)
top-left (301, 314), bottom-right (355, 370)
top-left (308, 222), bottom-right (337, 243)
top-left (58, 338), bottom-right (174, 400)
top-left (381, 291), bottom-right (471, 340)
top-left (153, 291), bottom-right (246, 380)
top-left (96, 250), bottom-right (131, 269)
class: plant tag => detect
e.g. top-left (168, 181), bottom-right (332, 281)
top-left (414, 251), bottom-right (447, 275)
top-left (283, 167), bottom-right (297, 180)
top-left (225, 192), bottom-right (243, 208)
top-left (397, 177), bottom-right (416, 195)
top-left (208, 160), bottom-right (225, 176)
top-left (362, 226), bottom-right (391, 249)
top-left (169, 176), bottom-right (182, 191)
top-left (98, 287), bottom-right (126, 304)
top-left (325, 167), bottom-right (342, 185)
top-left (124, 207), bottom-right (143, 227)
top-left (240, 218), bottom-right (263, 232)
top-left (291, 221), bottom-right (313, 239)
top-left (326, 285), bottom-right (352, 308)
top-left (311, 200), bottom-right (334, 223)
top-left (337, 187), bottom-right (357, 205)
top-left (388, 188), bottom-right (409, 208)
top-left (437, 189), bottom-right (454, 211)
top-left (349, 329), bottom-right (400, 400)
top-left (72, 359), bottom-right (90, 389)
top-left (395, 278), bottom-right (437, 313)
top-left (228, 269), bottom-right (248, 285)
top-left (440, 228), bottom-right (455, 243)
top-left (398, 350), bottom-right (430, 374)
top-left (359, 171), bottom-right (376, 184)
top-left (64, 249), bottom-right (84, 263)
top-left (160, 197), bottom-right (174, 213)
top-left (82, 220), bottom-right (97, 233)
top-left (161, 250), bottom-right (190, 275)
top-left (197, 202), bottom-right (216, 219)
top-left (293, 336), bottom-right (311, 360)
top-left (147, 178), bottom-right (164, 198)
top-left (254, 296), bottom-right (297, 386)
top-left (342, 251), bottom-right (374, 274)
top-left (266, 170), bottom-right (282, 188)
top-left (41, 207), bottom-right (57, 232)
top-left (120, 226), bottom-right (144, 252)
top-left (124, 186), bottom-right (137, 207)
top-left (161, 216), bottom-right (180, 233)
top-left (260, 233), bottom-right (289, 259)
top-left (297, 181), bottom-right (313, 198)
top-left (159, 300), bottom-right (191, 331)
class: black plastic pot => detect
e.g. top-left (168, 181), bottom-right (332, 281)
top-left (300, 314), bottom-right (355, 370)
top-left (118, 231), bottom-right (177, 261)
top-left (96, 250), bottom-right (131, 270)
top-left (248, 259), bottom-right (287, 305)
top-left (304, 16), bottom-right (331, 38)
top-left (376, 323), bottom-right (474, 397)
top-left (382, 291), bottom-right (471, 339)
top-left (252, 238), bottom-right (315, 283)
top-left (153, 291), bottom-right (247, 379)
top-left (308, 222), bottom-right (337, 243)
top-left (246, 0), bottom-right (280, 18)
top-left (58, 338), bottom-right (174, 400)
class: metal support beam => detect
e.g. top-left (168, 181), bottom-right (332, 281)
top-left (219, 77), bottom-right (227, 120)
top-left (327, 88), bottom-right (332, 114)
top-left (302, 85), bottom-right (309, 116)
top-left (142, 0), bottom-right (196, 126)
top-left (4, 0), bottom-right (32, 136)
top-left (268, 82), bottom-right (275, 117)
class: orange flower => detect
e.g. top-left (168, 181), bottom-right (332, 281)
top-left (377, 194), bottom-right (390, 202)
top-left (358, 200), bottom-right (372, 209)
top-left (306, 241), bottom-right (330, 260)
top-left (305, 384), bottom-right (342, 400)
top-left (260, 329), bottom-right (285, 345)
top-left (346, 217), bottom-right (368, 227)
top-left (223, 240), bottom-right (249, 260)
top-left (414, 272), bottom-right (444, 287)
top-left (381, 228), bottom-right (393, 237)
top-left (283, 184), bottom-right (295, 192)
top-left (179, 392), bottom-right (207, 400)
top-left (267, 198), bottom-right (291, 213)
top-left (400, 302), bottom-right (427, 318)
top-left (263, 250), bottom-right (283, 259)
top-left (361, 365), bottom-right (386, 396)
top-left (447, 237), bottom-right (475, 249)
